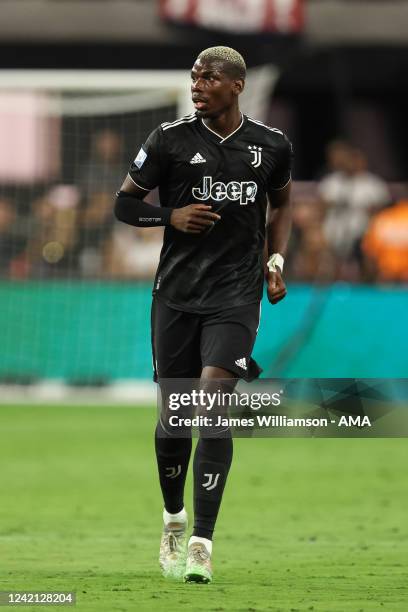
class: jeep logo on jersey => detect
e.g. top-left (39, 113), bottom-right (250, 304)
top-left (192, 176), bottom-right (257, 206)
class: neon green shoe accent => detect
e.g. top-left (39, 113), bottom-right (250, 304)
top-left (183, 542), bottom-right (212, 584)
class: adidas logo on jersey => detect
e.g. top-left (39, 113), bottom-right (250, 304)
top-left (235, 357), bottom-right (247, 371)
top-left (190, 152), bottom-right (206, 164)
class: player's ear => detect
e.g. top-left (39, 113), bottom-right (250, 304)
top-left (233, 78), bottom-right (245, 95)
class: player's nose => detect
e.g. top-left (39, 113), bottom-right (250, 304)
top-left (191, 78), bottom-right (204, 93)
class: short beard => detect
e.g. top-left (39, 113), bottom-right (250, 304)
top-left (196, 107), bottom-right (225, 120)
top-left (196, 109), bottom-right (212, 119)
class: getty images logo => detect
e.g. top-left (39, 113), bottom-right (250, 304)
top-left (192, 176), bottom-right (257, 206)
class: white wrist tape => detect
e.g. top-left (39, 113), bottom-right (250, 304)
top-left (267, 253), bottom-right (284, 273)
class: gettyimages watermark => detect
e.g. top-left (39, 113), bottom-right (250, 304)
top-left (167, 388), bottom-right (282, 411)
top-left (156, 378), bottom-right (408, 438)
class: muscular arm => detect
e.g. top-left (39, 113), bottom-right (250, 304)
top-left (266, 181), bottom-right (292, 258)
top-left (114, 175), bottom-right (172, 227)
top-left (265, 181), bottom-right (292, 304)
top-left (114, 174), bottom-right (220, 233)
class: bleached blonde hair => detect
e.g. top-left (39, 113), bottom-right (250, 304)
top-left (197, 46), bottom-right (246, 80)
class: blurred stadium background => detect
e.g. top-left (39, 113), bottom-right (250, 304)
top-left (0, 0), bottom-right (407, 403)
top-left (1, 4), bottom-right (408, 612)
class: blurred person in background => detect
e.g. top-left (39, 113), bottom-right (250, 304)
top-left (25, 185), bottom-right (80, 277)
top-left (362, 197), bottom-right (408, 282)
top-left (78, 191), bottom-right (115, 277)
top-left (76, 130), bottom-right (124, 276)
top-left (0, 197), bottom-right (27, 277)
top-left (318, 143), bottom-right (390, 279)
top-left (286, 195), bottom-right (336, 282)
top-left (104, 225), bottom-right (163, 279)
top-left (78, 129), bottom-right (124, 198)
top-left (321, 140), bottom-right (352, 177)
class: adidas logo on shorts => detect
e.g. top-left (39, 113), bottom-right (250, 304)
top-left (235, 357), bottom-right (247, 371)
top-left (190, 152), bottom-right (206, 164)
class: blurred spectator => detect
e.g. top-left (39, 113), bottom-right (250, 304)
top-left (77, 129), bottom-right (123, 199)
top-left (286, 195), bottom-right (337, 282)
top-left (25, 185), bottom-right (80, 277)
top-left (318, 144), bottom-right (391, 260)
top-left (78, 192), bottom-right (114, 276)
top-left (324, 140), bottom-right (353, 175)
top-left (105, 225), bottom-right (163, 279)
top-left (76, 130), bottom-right (124, 276)
top-left (0, 197), bottom-right (26, 277)
top-left (362, 198), bottom-right (408, 282)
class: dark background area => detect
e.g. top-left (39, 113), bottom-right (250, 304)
top-left (1, 39), bottom-right (407, 181)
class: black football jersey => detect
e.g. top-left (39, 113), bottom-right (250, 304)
top-left (128, 112), bottom-right (292, 313)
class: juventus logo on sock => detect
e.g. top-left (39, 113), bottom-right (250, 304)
top-left (202, 473), bottom-right (220, 491)
top-left (165, 465), bottom-right (182, 479)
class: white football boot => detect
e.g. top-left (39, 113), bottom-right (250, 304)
top-left (159, 508), bottom-right (188, 579)
top-left (184, 536), bottom-right (213, 584)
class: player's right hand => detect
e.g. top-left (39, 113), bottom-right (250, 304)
top-left (170, 204), bottom-right (221, 234)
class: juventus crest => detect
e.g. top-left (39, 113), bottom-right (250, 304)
top-left (202, 473), bottom-right (220, 491)
top-left (248, 145), bottom-right (262, 168)
top-left (165, 465), bottom-right (181, 479)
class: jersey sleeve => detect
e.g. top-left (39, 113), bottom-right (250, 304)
top-left (128, 126), bottom-right (168, 191)
top-left (268, 134), bottom-right (293, 190)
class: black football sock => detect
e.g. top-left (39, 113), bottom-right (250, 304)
top-left (192, 433), bottom-right (233, 540)
top-left (155, 419), bottom-right (192, 515)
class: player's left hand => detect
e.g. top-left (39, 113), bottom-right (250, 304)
top-left (266, 269), bottom-right (287, 305)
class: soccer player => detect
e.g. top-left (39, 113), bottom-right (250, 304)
top-left (114, 46), bottom-right (293, 583)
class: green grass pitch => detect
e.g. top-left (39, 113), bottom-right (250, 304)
top-left (0, 405), bottom-right (407, 611)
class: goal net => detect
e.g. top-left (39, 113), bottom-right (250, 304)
top-left (0, 67), bottom-right (279, 401)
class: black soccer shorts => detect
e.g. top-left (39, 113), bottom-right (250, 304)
top-left (151, 297), bottom-right (262, 381)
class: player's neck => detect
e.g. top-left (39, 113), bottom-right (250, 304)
top-left (202, 107), bottom-right (242, 140)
